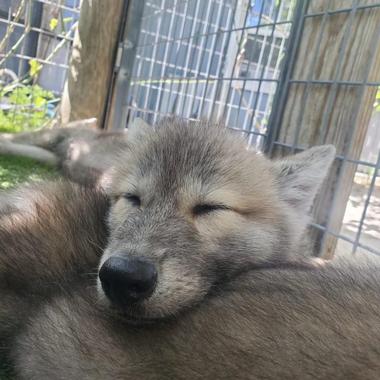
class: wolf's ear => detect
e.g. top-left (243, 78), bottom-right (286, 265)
top-left (127, 118), bottom-right (152, 142)
top-left (274, 145), bottom-right (336, 214)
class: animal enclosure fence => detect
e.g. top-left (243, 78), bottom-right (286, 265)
top-left (0, 0), bottom-right (379, 259)
top-left (112, 0), bottom-right (295, 152)
top-left (0, 0), bottom-right (80, 130)
top-left (110, 0), bottom-right (380, 259)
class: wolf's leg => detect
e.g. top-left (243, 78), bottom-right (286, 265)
top-left (0, 127), bottom-right (62, 164)
top-left (0, 118), bottom-right (98, 148)
top-left (0, 127), bottom-right (76, 167)
top-left (0, 127), bottom-right (66, 147)
top-left (0, 141), bottom-right (58, 165)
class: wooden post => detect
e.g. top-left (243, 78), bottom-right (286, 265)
top-left (104, 0), bottom-right (145, 130)
top-left (60, 0), bottom-right (125, 127)
top-left (271, 1), bottom-right (380, 258)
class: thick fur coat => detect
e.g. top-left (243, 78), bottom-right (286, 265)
top-left (1, 120), bottom-right (378, 379)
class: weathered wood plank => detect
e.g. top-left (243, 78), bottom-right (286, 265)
top-left (60, 0), bottom-right (125, 127)
top-left (272, 0), bottom-right (380, 258)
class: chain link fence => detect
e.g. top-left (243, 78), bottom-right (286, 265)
top-left (118, 0), bottom-right (295, 151)
top-left (113, 0), bottom-right (380, 259)
top-left (265, 0), bottom-right (380, 258)
top-left (0, 0), bottom-right (379, 259)
top-left (0, 0), bottom-right (80, 131)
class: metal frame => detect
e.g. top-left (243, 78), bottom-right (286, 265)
top-left (0, 0), bottom-right (80, 127)
top-left (266, 0), bottom-right (380, 257)
top-left (110, 0), bottom-right (145, 130)
top-left (1, 0), bottom-right (378, 259)
top-left (113, 0), bottom-right (380, 258)
top-left (0, 0), bottom-right (80, 124)
top-left (113, 0), bottom-right (296, 151)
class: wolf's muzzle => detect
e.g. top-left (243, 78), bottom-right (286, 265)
top-left (99, 256), bottom-right (157, 306)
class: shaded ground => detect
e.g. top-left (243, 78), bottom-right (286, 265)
top-left (336, 179), bottom-right (380, 259)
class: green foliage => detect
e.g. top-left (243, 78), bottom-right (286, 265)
top-left (29, 59), bottom-right (43, 78)
top-left (63, 17), bottom-right (73, 24)
top-left (0, 84), bottom-right (55, 133)
top-left (49, 17), bottom-right (59, 31)
top-left (0, 155), bottom-right (57, 189)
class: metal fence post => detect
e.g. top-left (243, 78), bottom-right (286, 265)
top-left (265, 0), bottom-right (309, 155)
top-left (108, 0), bottom-right (145, 130)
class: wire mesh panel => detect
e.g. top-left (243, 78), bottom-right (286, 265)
top-left (266, 0), bottom-right (380, 258)
top-left (116, 0), bottom-right (380, 259)
top-left (122, 0), bottom-right (297, 151)
top-left (0, 0), bottom-right (80, 130)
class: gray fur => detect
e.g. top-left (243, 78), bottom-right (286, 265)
top-left (0, 181), bottom-right (109, 338)
top-left (12, 262), bottom-right (380, 380)
top-left (0, 118), bottom-right (130, 186)
top-left (2, 120), bottom-right (377, 380)
top-left (99, 119), bottom-right (336, 319)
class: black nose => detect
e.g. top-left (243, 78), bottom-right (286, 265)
top-left (99, 257), bottom-right (157, 306)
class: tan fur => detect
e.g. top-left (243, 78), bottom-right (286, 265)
top-left (10, 262), bottom-right (380, 380)
top-left (0, 119), bottom-right (354, 379)
top-left (98, 120), bottom-right (335, 319)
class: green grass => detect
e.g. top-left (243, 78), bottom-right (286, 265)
top-left (0, 155), bottom-right (57, 190)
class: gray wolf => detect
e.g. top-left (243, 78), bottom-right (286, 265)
top-left (4, 120), bottom-right (378, 380)
top-left (0, 118), bottom-right (132, 186)
top-left (96, 119), bottom-right (335, 320)
top-left (0, 177), bottom-right (379, 379)
top-left (2, 119), bottom-right (336, 323)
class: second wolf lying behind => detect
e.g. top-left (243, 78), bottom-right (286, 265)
top-left (0, 118), bottom-right (145, 186)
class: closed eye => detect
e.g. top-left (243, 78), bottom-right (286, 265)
top-left (123, 193), bottom-right (141, 207)
top-left (192, 203), bottom-right (230, 216)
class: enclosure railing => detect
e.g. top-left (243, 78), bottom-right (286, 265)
top-left (0, 0), bottom-right (81, 130)
top-left (114, 0), bottom-right (296, 152)
top-left (112, 0), bottom-right (380, 259)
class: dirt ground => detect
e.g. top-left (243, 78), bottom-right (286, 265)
top-left (336, 178), bottom-right (380, 260)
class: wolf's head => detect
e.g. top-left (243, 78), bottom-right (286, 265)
top-left (98, 119), bottom-right (335, 321)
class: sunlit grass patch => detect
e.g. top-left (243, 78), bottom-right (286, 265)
top-left (0, 155), bottom-right (57, 190)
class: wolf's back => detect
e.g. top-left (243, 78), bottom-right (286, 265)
top-left (13, 262), bottom-right (380, 380)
